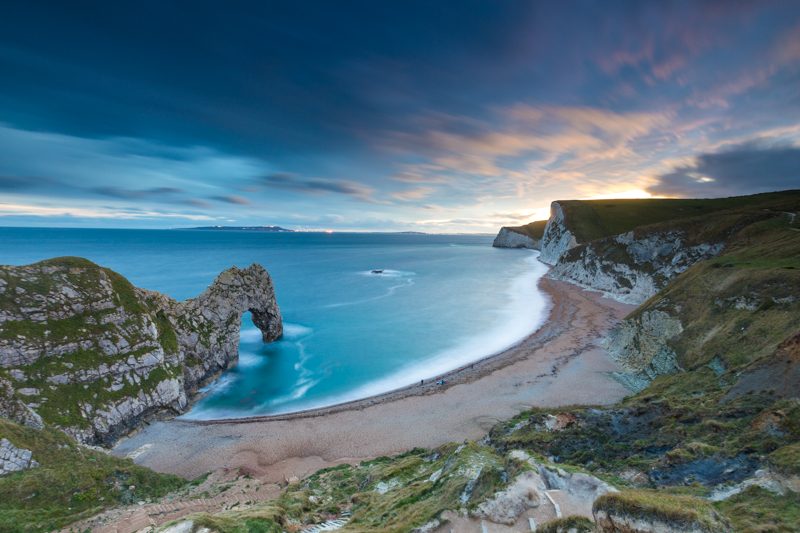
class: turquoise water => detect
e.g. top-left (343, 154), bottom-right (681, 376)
top-left (0, 228), bottom-right (548, 417)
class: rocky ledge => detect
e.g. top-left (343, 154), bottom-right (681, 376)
top-left (0, 257), bottom-right (282, 446)
top-left (0, 437), bottom-right (38, 476)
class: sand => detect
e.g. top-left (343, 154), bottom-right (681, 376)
top-left (112, 278), bottom-right (634, 483)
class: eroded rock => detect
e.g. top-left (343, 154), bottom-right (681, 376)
top-left (0, 437), bottom-right (38, 475)
top-left (604, 310), bottom-right (684, 391)
top-left (0, 258), bottom-right (282, 445)
top-left (548, 230), bottom-right (724, 305)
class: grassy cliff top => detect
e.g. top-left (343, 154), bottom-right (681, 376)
top-left (506, 220), bottom-right (547, 240)
top-left (556, 189), bottom-right (800, 243)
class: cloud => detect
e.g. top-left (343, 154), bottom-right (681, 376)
top-left (378, 105), bottom-right (669, 194)
top-left (0, 202), bottom-right (217, 221)
top-left (260, 173), bottom-right (377, 202)
top-left (648, 140), bottom-right (800, 197)
top-left (91, 186), bottom-right (184, 199)
top-left (0, 174), bottom-right (63, 191)
top-left (210, 195), bottom-right (250, 205)
top-left (391, 186), bottom-right (436, 201)
top-left (0, 122), bottom-right (268, 210)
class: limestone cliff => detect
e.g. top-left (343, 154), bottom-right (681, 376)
top-left (548, 229), bottom-right (724, 304)
top-left (0, 257), bottom-right (282, 446)
top-left (603, 207), bottom-right (800, 389)
top-left (492, 227), bottom-right (540, 249)
top-left (539, 201), bottom-right (578, 264)
top-left (492, 220), bottom-right (546, 250)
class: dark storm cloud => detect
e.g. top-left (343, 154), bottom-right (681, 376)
top-left (2, 0), bottom-right (796, 161)
top-left (0, 175), bottom-right (42, 191)
top-left (649, 141), bottom-right (800, 197)
top-left (91, 186), bottom-right (184, 199)
top-left (260, 173), bottom-right (376, 202)
top-left (0, 172), bottom-right (211, 207)
top-left (1, 1), bottom-right (800, 228)
top-left (210, 195), bottom-right (250, 205)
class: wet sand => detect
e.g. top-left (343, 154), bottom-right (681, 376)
top-left (112, 278), bottom-right (634, 482)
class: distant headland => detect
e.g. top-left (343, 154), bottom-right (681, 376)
top-left (184, 225), bottom-right (294, 232)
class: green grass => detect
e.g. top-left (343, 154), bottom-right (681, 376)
top-left (620, 211), bottom-right (800, 375)
top-left (768, 442), bottom-right (800, 476)
top-left (154, 310), bottom-right (180, 354)
top-left (593, 489), bottom-right (727, 531)
top-left (537, 515), bottom-right (594, 532)
top-left (180, 442), bottom-right (509, 533)
top-left (715, 486), bottom-right (800, 533)
top-left (0, 419), bottom-right (186, 532)
top-left (0, 255), bottom-right (185, 436)
top-left (507, 220), bottom-right (547, 240)
top-left (556, 190), bottom-right (800, 243)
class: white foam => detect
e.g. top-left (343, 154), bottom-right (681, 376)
top-left (189, 251), bottom-right (550, 419)
top-left (357, 269), bottom-right (416, 278)
top-left (268, 251), bottom-right (550, 414)
top-left (324, 277), bottom-right (415, 308)
top-left (195, 372), bottom-right (236, 395)
top-left (241, 322), bottom-right (311, 343)
top-left (239, 327), bottom-right (264, 343)
top-left (236, 350), bottom-right (266, 368)
top-left (262, 339), bottom-right (320, 408)
top-left (283, 323), bottom-right (313, 339)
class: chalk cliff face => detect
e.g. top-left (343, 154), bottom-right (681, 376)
top-left (539, 202), bottom-right (578, 265)
top-left (0, 258), bottom-right (281, 445)
top-left (492, 227), bottom-right (540, 249)
top-left (604, 309), bottom-right (683, 391)
top-left (547, 230), bottom-right (724, 304)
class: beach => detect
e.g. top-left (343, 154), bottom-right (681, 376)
top-left (112, 277), bottom-right (634, 482)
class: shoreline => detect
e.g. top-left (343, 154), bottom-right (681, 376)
top-left (186, 271), bottom-right (554, 425)
top-left (113, 277), bottom-right (635, 482)
top-left (184, 250), bottom-right (549, 422)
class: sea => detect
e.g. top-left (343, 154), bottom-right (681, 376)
top-left (0, 228), bottom-right (549, 418)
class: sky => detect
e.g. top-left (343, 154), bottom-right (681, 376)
top-left (1, 1), bottom-right (799, 232)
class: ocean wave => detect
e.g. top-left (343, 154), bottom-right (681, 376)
top-left (357, 268), bottom-right (416, 278)
top-left (195, 372), bottom-right (236, 396)
top-left (240, 321), bottom-right (312, 343)
top-left (324, 277), bottom-right (415, 308)
top-left (301, 251), bottom-right (550, 408)
top-left (188, 251), bottom-right (550, 419)
top-left (239, 327), bottom-right (264, 343)
top-left (236, 350), bottom-right (266, 368)
top-left (283, 322), bottom-right (313, 339)
top-left (263, 339), bottom-right (319, 407)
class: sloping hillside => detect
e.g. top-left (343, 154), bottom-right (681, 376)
top-left (507, 220), bottom-right (547, 240)
top-left (546, 191), bottom-right (800, 303)
top-left (0, 418), bottom-right (185, 531)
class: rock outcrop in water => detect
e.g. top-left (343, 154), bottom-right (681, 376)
top-left (0, 257), bottom-right (282, 445)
